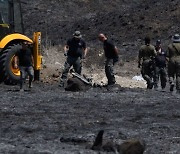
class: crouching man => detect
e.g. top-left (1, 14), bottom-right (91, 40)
top-left (14, 41), bottom-right (34, 91)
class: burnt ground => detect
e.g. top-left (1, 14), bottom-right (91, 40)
top-left (0, 0), bottom-right (180, 154)
top-left (21, 0), bottom-right (180, 60)
top-left (0, 82), bottom-right (180, 154)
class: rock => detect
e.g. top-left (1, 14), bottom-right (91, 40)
top-left (91, 130), bottom-right (145, 154)
top-left (52, 73), bottom-right (59, 78)
top-left (117, 139), bottom-right (145, 154)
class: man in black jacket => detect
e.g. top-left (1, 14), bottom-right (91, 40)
top-left (98, 33), bottom-right (119, 85)
top-left (59, 31), bottom-right (87, 87)
top-left (14, 42), bottom-right (34, 91)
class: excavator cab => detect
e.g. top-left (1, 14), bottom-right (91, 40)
top-left (0, 0), bottom-right (42, 84)
top-left (0, 0), bottom-right (23, 38)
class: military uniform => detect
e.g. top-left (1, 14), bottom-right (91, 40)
top-left (138, 44), bottom-right (156, 89)
top-left (167, 34), bottom-right (180, 92)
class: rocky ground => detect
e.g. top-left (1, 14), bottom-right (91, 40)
top-left (0, 0), bottom-right (180, 154)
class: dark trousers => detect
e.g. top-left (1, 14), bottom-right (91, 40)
top-left (61, 56), bottom-right (82, 80)
top-left (19, 66), bottom-right (34, 89)
top-left (168, 58), bottom-right (180, 90)
top-left (141, 59), bottom-right (154, 88)
top-left (105, 58), bottom-right (116, 85)
top-left (154, 67), bottom-right (167, 89)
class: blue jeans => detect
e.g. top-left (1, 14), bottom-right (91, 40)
top-left (19, 66), bottom-right (34, 89)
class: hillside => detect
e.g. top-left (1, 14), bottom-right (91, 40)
top-left (21, 0), bottom-right (180, 59)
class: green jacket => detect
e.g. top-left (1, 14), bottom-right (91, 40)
top-left (167, 43), bottom-right (180, 59)
top-left (138, 44), bottom-right (156, 65)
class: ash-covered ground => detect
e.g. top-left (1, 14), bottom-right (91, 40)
top-left (0, 82), bottom-right (180, 154)
top-left (0, 0), bottom-right (180, 153)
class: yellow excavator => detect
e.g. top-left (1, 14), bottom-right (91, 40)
top-left (0, 0), bottom-right (42, 84)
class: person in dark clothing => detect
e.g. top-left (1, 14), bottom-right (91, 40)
top-left (153, 40), bottom-right (167, 90)
top-left (59, 31), bottom-right (87, 87)
top-left (98, 33), bottom-right (119, 85)
top-left (14, 42), bottom-right (34, 91)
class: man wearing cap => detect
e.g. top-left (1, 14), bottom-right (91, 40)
top-left (14, 42), bottom-right (34, 91)
top-left (153, 40), bottom-right (167, 90)
top-left (98, 33), bottom-right (119, 86)
top-left (138, 36), bottom-right (156, 89)
top-left (59, 31), bottom-right (87, 87)
top-left (167, 34), bottom-right (180, 93)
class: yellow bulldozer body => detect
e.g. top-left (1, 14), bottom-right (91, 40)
top-left (0, 32), bottom-right (42, 83)
top-left (0, 33), bottom-right (33, 49)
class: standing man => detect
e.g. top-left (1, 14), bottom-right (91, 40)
top-left (167, 34), bottom-right (180, 93)
top-left (59, 31), bottom-right (87, 87)
top-left (98, 33), bottom-right (119, 86)
top-left (138, 36), bottom-right (156, 89)
top-left (14, 42), bottom-right (34, 91)
top-left (153, 40), bottom-right (167, 90)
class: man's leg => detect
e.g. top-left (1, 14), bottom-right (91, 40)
top-left (73, 57), bottom-right (82, 75)
top-left (160, 67), bottom-right (167, 89)
top-left (175, 60), bottom-right (180, 93)
top-left (168, 60), bottom-right (175, 91)
top-left (142, 60), bottom-right (153, 89)
top-left (153, 67), bottom-right (160, 89)
top-left (27, 66), bottom-right (34, 88)
top-left (105, 59), bottom-right (115, 85)
top-left (19, 66), bottom-right (26, 91)
top-left (60, 57), bottom-right (72, 87)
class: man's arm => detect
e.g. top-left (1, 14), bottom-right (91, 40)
top-left (166, 46), bottom-right (170, 62)
top-left (83, 47), bottom-right (88, 59)
top-left (138, 49), bottom-right (142, 68)
top-left (114, 46), bottom-right (118, 56)
top-left (64, 45), bottom-right (69, 56)
top-left (31, 55), bottom-right (34, 66)
top-left (14, 56), bottom-right (18, 69)
top-left (82, 40), bottom-right (87, 59)
top-left (153, 47), bottom-right (157, 56)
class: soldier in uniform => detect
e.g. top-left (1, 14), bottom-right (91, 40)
top-left (167, 34), bottom-right (180, 93)
top-left (153, 40), bottom-right (167, 91)
top-left (138, 36), bottom-right (156, 89)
